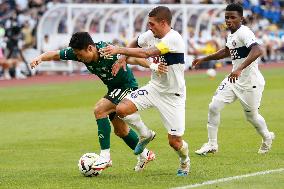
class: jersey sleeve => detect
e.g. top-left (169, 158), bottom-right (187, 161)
top-left (239, 27), bottom-right (258, 48)
top-left (59, 47), bottom-right (78, 61)
top-left (137, 30), bottom-right (153, 48)
top-left (155, 32), bottom-right (181, 55)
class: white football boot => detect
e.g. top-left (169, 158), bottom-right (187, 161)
top-left (134, 150), bottom-right (155, 172)
top-left (195, 142), bottom-right (218, 155)
top-left (258, 132), bottom-right (275, 154)
top-left (91, 155), bottom-right (112, 172)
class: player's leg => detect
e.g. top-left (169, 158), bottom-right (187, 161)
top-left (195, 80), bottom-right (236, 155)
top-left (168, 134), bottom-right (190, 176)
top-left (238, 85), bottom-right (275, 154)
top-left (116, 85), bottom-right (156, 155)
top-left (92, 98), bottom-right (116, 171)
top-left (156, 92), bottom-right (190, 176)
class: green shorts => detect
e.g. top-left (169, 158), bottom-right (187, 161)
top-left (104, 87), bottom-right (138, 105)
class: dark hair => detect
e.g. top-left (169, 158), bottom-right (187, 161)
top-left (69, 32), bottom-right (95, 50)
top-left (225, 3), bottom-right (243, 16)
top-left (148, 6), bottom-right (172, 25)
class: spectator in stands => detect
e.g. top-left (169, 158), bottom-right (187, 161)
top-left (42, 34), bottom-right (55, 52)
top-left (0, 47), bottom-right (26, 80)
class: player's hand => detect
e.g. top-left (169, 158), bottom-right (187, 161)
top-left (100, 45), bottom-right (119, 57)
top-left (112, 56), bottom-right (127, 76)
top-left (228, 68), bottom-right (242, 83)
top-left (192, 58), bottom-right (204, 69)
top-left (157, 62), bottom-right (168, 74)
top-left (30, 57), bottom-right (42, 69)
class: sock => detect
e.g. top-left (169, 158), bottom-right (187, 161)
top-left (96, 118), bottom-right (111, 150)
top-left (122, 128), bottom-right (139, 150)
top-left (245, 111), bottom-right (271, 140)
top-left (207, 124), bottom-right (218, 145)
top-left (100, 149), bottom-right (110, 159)
top-left (122, 112), bottom-right (150, 137)
top-left (207, 99), bottom-right (225, 145)
top-left (176, 140), bottom-right (189, 163)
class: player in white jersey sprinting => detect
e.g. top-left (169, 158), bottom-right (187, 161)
top-left (193, 3), bottom-right (275, 155)
top-left (101, 6), bottom-right (190, 176)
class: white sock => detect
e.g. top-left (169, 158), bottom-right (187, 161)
top-left (122, 112), bottom-right (150, 138)
top-left (176, 140), bottom-right (189, 163)
top-left (245, 111), bottom-right (271, 140)
top-left (100, 149), bottom-right (110, 159)
top-left (207, 99), bottom-right (225, 145)
top-left (208, 124), bottom-right (218, 145)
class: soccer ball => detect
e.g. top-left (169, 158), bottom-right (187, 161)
top-left (206, 68), bottom-right (217, 78)
top-left (78, 153), bottom-right (101, 177)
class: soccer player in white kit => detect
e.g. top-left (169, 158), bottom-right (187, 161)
top-left (193, 3), bottom-right (275, 155)
top-left (101, 6), bottom-right (190, 176)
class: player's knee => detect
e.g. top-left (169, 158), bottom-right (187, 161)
top-left (208, 101), bottom-right (223, 114)
top-left (93, 105), bottom-right (106, 119)
top-left (116, 102), bottom-right (130, 118)
top-left (208, 102), bottom-right (218, 114)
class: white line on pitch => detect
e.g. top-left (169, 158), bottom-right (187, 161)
top-left (170, 168), bottom-right (284, 189)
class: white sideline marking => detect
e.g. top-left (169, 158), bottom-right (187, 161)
top-left (171, 168), bottom-right (284, 189)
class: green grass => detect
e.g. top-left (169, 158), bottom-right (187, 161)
top-left (0, 68), bottom-right (283, 189)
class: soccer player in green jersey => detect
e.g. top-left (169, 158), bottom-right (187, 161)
top-left (30, 32), bottom-right (156, 173)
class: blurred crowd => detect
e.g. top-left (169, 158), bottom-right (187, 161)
top-left (0, 0), bottom-right (284, 79)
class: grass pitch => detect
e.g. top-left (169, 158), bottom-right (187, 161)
top-left (0, 68), bottom-right (283, 189)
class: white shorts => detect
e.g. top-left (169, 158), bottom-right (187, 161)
top-left (213, 78), bottom-right (264, 111)
top-left (125, 83), bottom-right (186, 136)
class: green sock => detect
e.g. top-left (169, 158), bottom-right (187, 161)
top-left (96, 118), bottom-right (111, 150)
top-left (122, 128), bottom-right (139, 150)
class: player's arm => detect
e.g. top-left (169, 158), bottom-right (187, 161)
top-left (235, 43), bottom-right (262, 71)
top-left (126, 57), bottom-right (167, 74)
top-left (30, 50), bottom-right (60, 69)
top-left (111, 38), bottom-right (141, 76)
top-left (228, 43), bottom-right (263, 83)
top-left (192, 47), bottom-right (230, 68)
top-left (102, 38), bottom-right (167, 58)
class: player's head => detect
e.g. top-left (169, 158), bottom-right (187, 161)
top-left (148, 6), bottom-right (172, 38)
top-left (69, 32), bottom-right (96, 63)
top-left (225, 3), bottom-right (243, 32)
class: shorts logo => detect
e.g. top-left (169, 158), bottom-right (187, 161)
top-left (131, 92), bottom-right (138, 98)
top-left (130, 89), bottom-right (148, 98)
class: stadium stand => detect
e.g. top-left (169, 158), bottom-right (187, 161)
top-left (0, 0), bottom-right (283, 78)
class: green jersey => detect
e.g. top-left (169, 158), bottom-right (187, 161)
top-left (59, 41), bottom-right (138, 89)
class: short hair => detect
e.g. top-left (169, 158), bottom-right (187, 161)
top-left (69, 32), bottom-right (95, 50)
top-left (148, 6), bottom-right (172, 25)
top-left (225, 3), bottom-right (243, 16)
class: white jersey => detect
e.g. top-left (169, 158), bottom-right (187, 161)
top-left (137, 29), bottom-right (186, 94)
top-left (226, 25), bottom-right (265, 90)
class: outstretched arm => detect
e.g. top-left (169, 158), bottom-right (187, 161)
top-left (30, 50), bottom-right (60, 69)
top-left (192, 47), bottom-right (230, 68)
top-left (126, 57), bottom-right (167, 74)
top-left (111, 38), bottom-right (140, 76)
top-left (102, 45), bottom-right (161, 58)
top-left (228, 44), bottom-right (263, 83)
